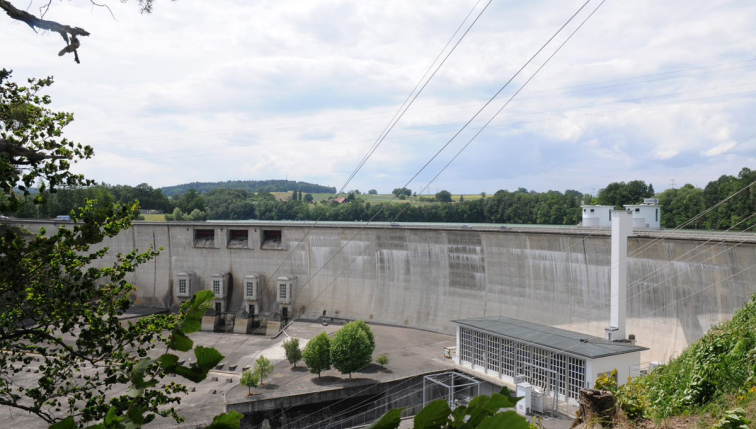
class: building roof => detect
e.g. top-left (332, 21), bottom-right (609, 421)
top-left (453, 316), bottom-right (648, 359)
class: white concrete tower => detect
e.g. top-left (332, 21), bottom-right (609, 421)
top-left (606, 210), bottom-right (633, 341)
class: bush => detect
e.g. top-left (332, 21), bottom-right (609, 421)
top-left (376, 354), bottom-right (389, 368)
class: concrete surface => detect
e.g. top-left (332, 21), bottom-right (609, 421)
top-left (0, 322), bottom-right (457, 429)
top-left (8, 219), bottom-right (756, 363)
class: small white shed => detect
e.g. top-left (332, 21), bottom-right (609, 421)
top-left (581, 205), bottom-right (614, 228)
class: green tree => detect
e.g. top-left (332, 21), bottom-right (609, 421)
top-left (597, 180), bottom-right (653, 208)
top-left (175, 188), bottom-right (205, 213)
top-left (254, 355), bottom-right (274, 386)
top-left (240, 370), bottom-right (259, 396)
top-left (331, 322), bottom-right (373, 378)
top-left (302, 332), bottom-right (331, 377)
top-left (304, 193), bottom-right (313, 203)
top-left (435, 190), bottom-right (452, 203)
top-left (351, 320), bottom-right (375, 351)
top-left (0, 71), bottom-right (240, 429)
top-left (368, 189), bottom-right (378, 195)
top-left (392, 187), bottom-right (412, 197)
top-left (283, 338), bottom-right (302, 367)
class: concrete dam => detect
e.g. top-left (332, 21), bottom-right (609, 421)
top-left (14, 220), bottom-right (756, 363)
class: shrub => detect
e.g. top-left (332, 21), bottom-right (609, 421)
top-left (376, 354), bottom-right (389, 368)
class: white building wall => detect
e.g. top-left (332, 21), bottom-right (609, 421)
top-left (581, 206), bottom-right (614, 228)
top-left (587, 351), bottom-right (642, 387)
top-left (624, 205), bottom-right (661, 230)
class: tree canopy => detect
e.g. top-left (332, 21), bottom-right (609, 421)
top-left (435, 190), bottom-right (452, 203)
top-left (284, 338), bottom-right (302, 367)
top-left (302, 332), bottom-right (331, 377)
top-left (330, 321), bottom-right (373, 378)
top-left (0, 70), bottom-right (238, 428)
top-left (597, 180), bottom-right (655, 208)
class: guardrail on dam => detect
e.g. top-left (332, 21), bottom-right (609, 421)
top-left (12, 219), bottom-right (756, 362)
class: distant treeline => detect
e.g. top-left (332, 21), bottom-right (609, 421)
top-left (6, 168), bottom-right (755, 231)
top-left (160, 180), bottom-right (336, 197)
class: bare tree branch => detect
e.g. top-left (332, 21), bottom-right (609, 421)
top-left (38, 0), bottom-right (50, 18)
top-left (89, 0), bottom-right (117, 21)
top-left (0, 138), bottom-right (68, 164)
top-left (0, 0), bottom-right (90, 63)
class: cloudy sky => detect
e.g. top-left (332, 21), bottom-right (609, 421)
top-left (3, 0), bottom-right (755, 195)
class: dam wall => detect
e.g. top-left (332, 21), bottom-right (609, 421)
top-left (13, 220), bottom-right (756, 362)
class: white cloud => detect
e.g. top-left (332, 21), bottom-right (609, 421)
top-left (2, 0), bottom-right (755, 193)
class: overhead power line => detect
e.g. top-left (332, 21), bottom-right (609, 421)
top-left (207, 0), bottom-right (495, 363)
top-left (89, 81), bottom-right (756, 165)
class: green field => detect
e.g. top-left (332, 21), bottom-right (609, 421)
top-left (271, 191), bottom-right (486, 206)
top-left (141, 214), bottom-right (167, 222)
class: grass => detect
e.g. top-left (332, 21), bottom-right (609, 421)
top-left (141, 214), bottom-right (167, 222)
top-left (282, 192), bottom-right (488, 206)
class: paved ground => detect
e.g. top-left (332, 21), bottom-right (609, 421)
top-left (225, 322), bottom-right (456, 403)
top-left (1, 319), bottom-right (575, 429)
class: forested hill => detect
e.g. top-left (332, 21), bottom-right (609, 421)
top-left (160, 180), bottom-right (336, 196)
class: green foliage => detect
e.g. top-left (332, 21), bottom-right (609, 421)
top-left (352, 320), bottom-right (376, 351)
top-left (0, 70), bottom-right (235, 429)
top-left (204, 410), bottom-right (244, 429)
top-left (371, 388), bottom-right (528, 429)
top-left (376, 354), bottom-right (389, 367)
top-left (254, 355), bottom-right (274, 385)
top-left (614, 376), bottom-right (649, 421)
top-left (713, 408), bottom-right (751, 429)
top-left (368, 189), bottom-right (378, 195)
top-left (615, 294), bottom-right (756, 420)
top-left (367, 408), bottom-right (403, 429)
top-left (392, 187), bottom-right (413, 197)
top-left (164, 207), bottom-right (208, 221)
top-left (241, 370), bottom-right (259, 395)
top-left (435, 190), bottom-right (452, 203)
top-left (283, 338), bottom-right (302, 367)
top-left (593, 369), bottom-right (618, 393)
top-left (302, 332), bottom-right (331, 377)
top-left (331, 322), bottom-right (373, 377)
top-left (596, 180), bottom-right (654, 208)
top-left (160, 180), bottom-right (336, 197)
top-left (0, 69), bottom-right (94, 213)
top-left (174, 189), bottom-right (206, 214)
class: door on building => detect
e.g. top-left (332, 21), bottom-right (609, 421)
top-left (215, 302), bottom-right (225, 326)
